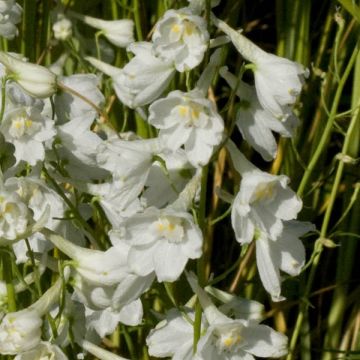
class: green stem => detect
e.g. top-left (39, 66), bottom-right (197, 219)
top-left (193, 166), bottom-right (209, 352)
top-left (42, 166), bottom-right (101, 249)
top-left (297, 43), bottom-right (359, 197)
top-left (0, 77), bottom-right (7, 123)
top-left (287, 60), bottom-right (360, 360)
top-left (133, 0), bottom-right (143, 41)
top-left (2, 250), bottom-right (16, 312)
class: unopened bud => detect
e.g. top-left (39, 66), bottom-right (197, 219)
top-left (0, 52), bottom-right (57, 98)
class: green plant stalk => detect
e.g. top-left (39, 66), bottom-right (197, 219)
top-left (39, 0), bottom-right (51, 66)
top-left (297, 43), bottom-right (359, 197)
top-left (2, 250), bottom-right (16, 312)
top-left (294, 0), bottom-right (310, 65)
top-left (321, 48), bottom-right (360, 360)
top-left (0, 77), bottom-right (7, 124)
top-left (287, 49), bottom-right (360, 359)
top-left (133, 0), bottom-right (143, 41)
top-left (193, 166), bottom-right (209, 352)
top-left (42, 166), bottom-right (101, 250)
top-left (337, 0), bottom-right (360, 24)
top-left (21, 0), bottom-right (37, 61)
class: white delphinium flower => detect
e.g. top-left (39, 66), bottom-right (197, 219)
top-left (52, 15), bottom-right (72, 41)
top-left (227, 142), bottom-right (314, 301)
top-left (213, 17), bottom-right (308, 120)
top-left (55, 74), bottom-right (104, 124)
top-left (70, 12), bottom-right (134, 48)
top-left (86, 42), bottom-right (175, 109)
top-left (0, 277), bottom-right (64, 355)
top-left (0, 0), bottom-right (22, 39)
top-left (227, 140), bottom-right (302, 243)
top-left (86, 137), bottom-right (163, 225)
top-left (147, 308), bottom-right (196, 360)
top-left (117, 172), bottom-right (203, 282)
top-left (85, 299), bottom-right (144, 337)
top-left (45, 230), bottom-right (154, 336)
top-left (0, 188), bottom-right (29, 243)
top-left (220, 66), bottom-right (299, 161)
top-left (152, 7), bottom-right (209, 72)
top-left (0, 52), bottom-right (57, 98)
top-left (148, 89), bottom-right (224, 167)
top-left (14, 342), bottom-right (68, 360)
top-left (118, 206), bottom-right (203, 282)
top-left (5, 176), bottom-right (67, 263)
top-left (143, 149), bottom-right (194, 208)
top-left (0, 309), bottom-right (42, 355)
top-left (0, 106), bottom-right (55, 165)
top-left (187, 272), bottom-right (288, 359)
top-left (255, 221), bottom-right (314, 302)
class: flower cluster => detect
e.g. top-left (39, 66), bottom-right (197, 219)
top-left (0, 1), bottom-right (313, 359)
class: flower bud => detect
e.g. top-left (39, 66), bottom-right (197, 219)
top-left (0, 52), bottom-right (57, 98)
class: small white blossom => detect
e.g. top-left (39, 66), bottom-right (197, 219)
top-left (0, 0), bottom-right (22, 40)
top-left (227, 141), bottom-right (302, 243)
top-left (73, 13), bottom-right (134, 48)
top-left (149, 89), bottom-right (224, 167)
top-left (152, 7), bottom-right (209, 72)
top-left (0, 277), bottom-right (64, 355)
top-left (0, 106), bottom-right (55, 165)
top-left (0, 189), bottom-right (29, 243)
top-left (119, 206), bottom-right (203, 282)
top-left (52, 16), bottom-right (72, 41)
top-left (0, 309), bottom-right (42, 355)
top-left (187, 272), bottom-right (288, 360)
top-left (0, 52), bottom-right (57, 98)
top-left (147, 308), bottom-right (195, 360)
top-left (214, 17), bottom-right (308, 120)
top-left (220, 66), bottom-right (299, 161)
top-left (255, 221), bottom-right (314, 301)
top-left (87, 42), bottom-right (175, 108)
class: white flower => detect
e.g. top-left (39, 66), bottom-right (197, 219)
top-left (0, 106), bottom-right (55, 165)
top-left (55, 73), bottom-right (104, 124)
top-left (0, 309), bottom-right (42, 355)
top-left (5, 176), bottom-right (67, 263)
top-left (0, 277), bottom-right (64, 355)
top-left (187, 272), bottom-right (288, 360)
top-left (152, 7), bottom-right (209, 72)
top-left (72, 12), bottom-right (134, 48)
top-left (46, 231), bottom-right (154, 315)
top-left (88, 137), bottom-right (163, 223)
top-left (14, 342), bottom-right (68, 360)
top-left (119, 206), bottom-right (203, 282)
top-left (86, 42), bottom-right (175, 108)
top-left (0, 189), bottom-right (29, 243)
top-left (214, 18), bottom-right (308, 120)
top-left (146, 308), bottom-right (195, 360)
top-left (148, 89), bottom-right (224, 167)
top-left (220, 66), bottom-right (299, 161)
top-left (0, 52), bottom-right (57, 98)
top-left (85, 299), bottom-right (144, 337)
top-left (142, 149), bottom-right (194, 208)
top-left (52, 16), bottom-right (72, 41)
top-left (255, 221), bottom-right (314, 302)
top-left (227, 141), bottom-right (302, 243)
top-left (0, 0), bottom-right (22, 40)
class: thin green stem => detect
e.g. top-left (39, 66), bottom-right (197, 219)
top-left (287, 63), bottom-right (360, 360)
top-left (297, 43), bottom-right (359, 197)
top-left (133, 0), bottom-right (143, 41)
top-left (2, 250), bottom-right (16, 312)
top-left (0, 77), bottom-right (6, 123)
